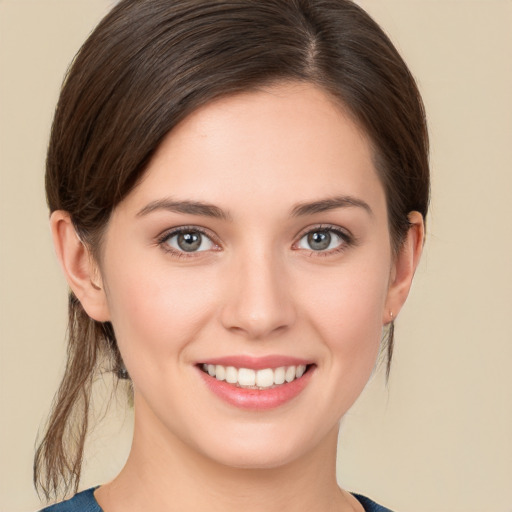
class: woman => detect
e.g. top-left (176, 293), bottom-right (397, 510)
top-left (35, 1), bottom-right (429, 511)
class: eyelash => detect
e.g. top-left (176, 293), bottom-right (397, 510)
top-left (156, 224), bottom-right (355, 259)
top-left (293, 224), bottom-right (355, 257)
top-left (157, 226), bottom-right (220, 259)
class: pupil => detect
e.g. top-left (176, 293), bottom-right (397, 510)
top-left (177, 232), bottom-right (201, 252)
top-left (308, 231), bottom-right (331, 251)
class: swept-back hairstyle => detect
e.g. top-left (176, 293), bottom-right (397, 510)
top-left (35, 0), bottom-right (429, 501)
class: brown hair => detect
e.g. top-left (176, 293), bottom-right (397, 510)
top-left (35, 0), bottom-right (429, 501)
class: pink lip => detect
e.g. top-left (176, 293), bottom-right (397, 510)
top-left (196, 361), bottom-right (315, 411)
top-left (199, 355), bottom-right (312, 370)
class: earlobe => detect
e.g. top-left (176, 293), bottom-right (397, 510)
top-left (50, 211), bottom-right (110, 322)
top-left (384, 211), bottom-right (424, 324)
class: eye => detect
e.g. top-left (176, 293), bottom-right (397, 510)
top-left (161, 228), bottom-right (216, 254)
top-left (296, 228), bottom-right (349, 253)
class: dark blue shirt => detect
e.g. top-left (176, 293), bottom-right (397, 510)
top-left (41, 487), bottom-right (394, 512)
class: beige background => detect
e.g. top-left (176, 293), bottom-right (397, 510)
top-left (1, 0), bottom-right (511, 511)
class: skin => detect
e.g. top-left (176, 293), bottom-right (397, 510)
top-left (51, 82), bottom-right (424, 512)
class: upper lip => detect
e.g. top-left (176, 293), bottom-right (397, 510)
top-left (197, 355), bottom-right (313, 370)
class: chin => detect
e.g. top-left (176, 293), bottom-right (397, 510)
top-left (206, 445), bottom-right (302, 471)
top-left (191, 422), bottom-right (330, 471)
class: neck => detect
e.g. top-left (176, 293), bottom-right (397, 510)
top-left (95, 401), bottom-right (359, 512)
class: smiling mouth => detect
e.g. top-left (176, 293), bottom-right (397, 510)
top-left (199, 363), bottom-right (314, 390)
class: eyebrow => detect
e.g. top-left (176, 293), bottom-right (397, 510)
top-left (290, 195), bottom-right (373, 217)
top-left (136, 194), bottom-right (372, 221)
top-left (136, 199), bottom-right (232, 221)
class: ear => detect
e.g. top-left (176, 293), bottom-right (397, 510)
top-left (50, 211), bottom-right (110, 322)
top-left (383, 211), bottom-right (424, 324)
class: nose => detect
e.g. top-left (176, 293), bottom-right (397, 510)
top-left (220, 249), bottom-right (297, 340)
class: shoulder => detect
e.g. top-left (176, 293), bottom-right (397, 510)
top-left (352, 493), bottom-right (395, 512)
top-left (38, 488), bottom-right (102, 512)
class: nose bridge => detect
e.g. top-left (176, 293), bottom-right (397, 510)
top-left (220, 244), bottom-right (296, 339)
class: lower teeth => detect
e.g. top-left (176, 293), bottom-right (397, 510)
top-left (234, 383), bottom-right (277, 390)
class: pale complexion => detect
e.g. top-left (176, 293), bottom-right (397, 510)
top-left (52, 82), bottom-right (424, 512)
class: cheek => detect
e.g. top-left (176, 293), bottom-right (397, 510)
top-left (298, 254), bottom-right (390, 367)
top-left (103, 258), bottom-right (219, 371)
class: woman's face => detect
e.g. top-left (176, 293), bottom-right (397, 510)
top-left (96, 82), bottom-right (400, 468)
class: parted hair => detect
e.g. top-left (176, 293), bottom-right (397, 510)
top-left (35, 0), bottom-right (429, 501)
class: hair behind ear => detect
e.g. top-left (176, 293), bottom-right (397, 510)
top-left (33, 293), bottom-right (125, 501)
top-left (386, 321), bottom-right (394, 381)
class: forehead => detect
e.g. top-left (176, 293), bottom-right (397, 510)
top-left (122, 82), bottom-right (386, 218)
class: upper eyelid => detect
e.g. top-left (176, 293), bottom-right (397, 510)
top-left (294, 224), bottom-right (352, 240)
top-left (157, 225), bottom-right (218, 243)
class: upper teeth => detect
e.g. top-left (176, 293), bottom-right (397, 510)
top-left (202, 364), bottom-right (307, 389)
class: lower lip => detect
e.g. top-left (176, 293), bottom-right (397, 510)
top-left (197, 367), bottom-right (314, 410)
